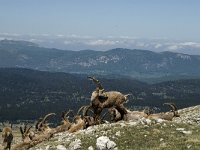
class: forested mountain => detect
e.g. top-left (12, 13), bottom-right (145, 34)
top-left (0, 68), bottom-right (200, 121)
top-left (1, 39), bottom-right (200, 79)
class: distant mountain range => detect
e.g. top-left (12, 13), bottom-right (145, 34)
top-left (1, 39), bottom-right (200, 79)
top-left (0, 68), bottom-right (200, 121)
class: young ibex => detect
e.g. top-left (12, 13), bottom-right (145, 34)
top-left (147, 103), bottom-right (180, 121)
top-left (88, 76), bottom-right (130, 121)
top-left (2, 123), bottom-right (13, 150)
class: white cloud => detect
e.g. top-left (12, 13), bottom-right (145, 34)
top-left (86, 40), bottom-right (116, 46)
top-left (179, 42), bottom-right (200, 47)
top-left (168, 45), bottom-right (180, 50)
top-left (154, 43), bottom-right (162, 48)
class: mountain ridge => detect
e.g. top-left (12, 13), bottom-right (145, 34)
top-left (1, 40), bottom-right (200, 78)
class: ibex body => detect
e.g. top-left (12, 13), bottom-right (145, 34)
top-left (88, 76), bottom-right (130, 121)
top-left (147, 103), bottom-right (180, 121)
top-left (2, 126), bottom-right (13, 150)
top-left (110, 108), bottom-right (148, 122)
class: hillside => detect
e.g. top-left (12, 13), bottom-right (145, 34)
top-left (0, 68), bottom-right (200, 121)
top-left (27, 105), bottom-right (200, 150)
top-left (1, 40), bottom-right (200, 79)
top-left (1, 105), bottom-right (199, 150)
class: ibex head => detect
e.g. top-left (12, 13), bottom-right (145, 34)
top-left (163, 103), bottom-right (180, 117)
top-left (20, 124), bottom-right (33, 142)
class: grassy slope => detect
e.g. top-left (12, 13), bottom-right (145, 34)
top-left (1, 106), bottom-right (200, 150)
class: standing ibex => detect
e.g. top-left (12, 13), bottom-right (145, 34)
top-left (88, 76), bottom-right (130, 121)
top-left (2, 123), bottom-right (13, 150)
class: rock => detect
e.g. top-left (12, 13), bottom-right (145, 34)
top-left (156, 118), bottom-right (164, 123)
top-left (181, 131), bottom-right (192, 135)
top-left (96, 136), bottom-right (117, 150)
top-left (115, 131), bottom-right (121, 137)
top-left (176, 128), bottom-right (185, 131)
top-left (56, 145), bottom-right (67, 150)
top-left (88, 146), bottom-right (94, 150)
top-left (69, 139), bottom-right (82, 150)
top-left (107, 140), bottom-right (117, 149)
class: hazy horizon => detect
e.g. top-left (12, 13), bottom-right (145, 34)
top-left (1, 0), bottom-right (200, 54)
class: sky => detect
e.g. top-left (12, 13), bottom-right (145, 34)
top-left (0, 0), bottom-right (200, 54)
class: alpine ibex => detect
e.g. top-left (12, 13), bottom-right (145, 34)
top-left (19, 124), bottom-right (34, 143)
top-left (55, 110), bottom-right (73, 133)
top-left (2, 123), bottom-right (13, 150)
top-left (109, 107), bottom-right (149, 122)
top-left (147, 103), bottom-right (180, 121)
top-left (88, 76), bottom-right (130, 121)
top-left (68, 106), bottom-right (85, 133)
top-left (35, 113), bottom-right (56, 134)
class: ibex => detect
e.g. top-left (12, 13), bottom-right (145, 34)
top-left (13, 114), bottom-right (56, 150)
top-left (109, 107), bottom-right (149, 122)
top-left (147, 103), bottom-right (180, 121)
top-left (19, 124), bottom-right (34, 142)
top-left (35, 113), bottom-right (56, 134)
top-left (2, 123), bottom-right (13, 150)
top-left (82, 105), bottom-right (109, 128)
top-left (55, 110), bottom-right (73, 133)
top-left (88, 76), bottom-right (130, 121)
top-left (68, 106), bottom-right (86, 133)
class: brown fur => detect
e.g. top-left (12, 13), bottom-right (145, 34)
top-left (110, 108), bottom-right (148, 122)
top-left (68, 116), bottom-right (85, 133)
top-left (2, 126), bottom-right (13, 150)
top-left (147, 103), bottom-right (180, 121)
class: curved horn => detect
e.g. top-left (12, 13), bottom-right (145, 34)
top-left (20, 126), bottom-right (24, 135)
top-left (77, 106), bottom-right (86, 115)
top-left (25, 126), bottom-right (32, 135)
top-left (101, 111), bottom-right (109, 120)
top-left (87, 76), bottom-right (104, 90)
top-left (62, 110), bottom-right (73, 121)
top-left (41, 113), bottom-right (56, 124)
top-left (35, 117), bottom-right (43, 130)
top-left (83, 105), bottom-right (93, 116)
top-left (163, 103), bottom-right (177, 111)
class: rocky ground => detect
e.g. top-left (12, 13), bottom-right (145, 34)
top-left (30, 105), bottom-right (200, 150)
top-left (1, 105), bottom-right (200, 150)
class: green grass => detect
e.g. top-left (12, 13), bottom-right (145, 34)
top-left (76, 122), bottom-right (200, 150)
top-left (6, 122), bottom-right (200, 150)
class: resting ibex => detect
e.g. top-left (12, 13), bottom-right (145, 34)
top-left (13, 115), bottom-right (56, 150)
top-left (147, 103), bottom-right (180, 121)
top-left (88, 76), bottom-right (130, 121)
top-left (35, 113), bottom-right (56, 134)
top-left (68, 106), bottom-right (86, 133)
top-left (109, 107), bottom-right (149, 122)
top-left (19, 124), bottom-right (34, 143)
top-left (55, 110), bottom-right (73, 133)
top-left (2, 123), bottom-right (13, 150)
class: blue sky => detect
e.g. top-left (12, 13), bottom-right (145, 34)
top-left (0, 0), bottom-right (200, 54)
